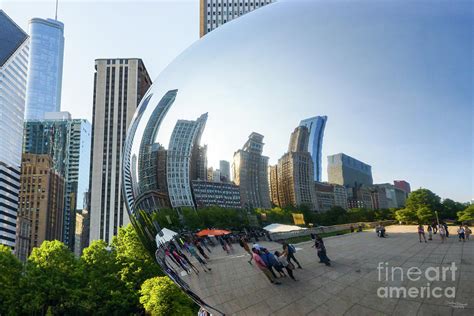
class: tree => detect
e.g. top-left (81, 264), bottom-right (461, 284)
top-left (79, 240), bottom-right (131, 314)
top-left (18, 240), bottom-right (81, 315)
top-left (395, 208), bottom-right (418, 224)
top-left (441, 199), bottom-right (466, 220)
top-left (0, 245), bottom-right (22, 316)
top-left (140, 277), bottom-right (196, 316)
top-left (405, 189), bottom-right (441, 213)
top-left (458, 204), bottom-right (474, 223)
top-left (111, 224), bottom-right (162, 312)
top-left (416, 206), bottom-right (434, 224)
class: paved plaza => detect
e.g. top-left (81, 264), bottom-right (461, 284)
top-left (183, 225), bottom-right (474, 315)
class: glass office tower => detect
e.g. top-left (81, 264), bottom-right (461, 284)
top-left (299, 116), bottom-right (327, 182)
top-left (25, 18), bottom-right (64, 120)
top-left (0, 10), bottom-right (29, 248)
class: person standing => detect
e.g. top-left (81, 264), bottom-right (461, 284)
top-left (418, 224), bottom-right (427, 243)
top-left (427, 225), bottom-right (433, 240)
top-left (313, 235), bottom-right (331, 266)
top-left (457, 225), bottom-right (466, 242)
top-left (283, 242), bottom-right (302, 269)
top-left (443, 222), bottom-right (450, 238)
top-left (432, 222), bottom-right (438, 234)
top-left (275, 251), bottom-right (297, 281)
top-left (252, 248), bottom-right (281, 285)
top-left (439, 225), bottom-right (447, 243)
top-left (464, 225), bottom-right (471, 240)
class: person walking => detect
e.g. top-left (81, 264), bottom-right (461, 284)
top-left (252, 248), bottom-right (281, 285)
top-left (259, 248), bottom-right (279, 279)
top-left (418, 224), bottom-right (427, 243)
top-left (283, 242), bottom-right (302, 269)
top-left (239, 236), bottom-right (253, 264)
top-left (188, 244), bottom-right (212, 272)
top-left (432, 222), bottom-right (438, 234)
top-left (195, 240), bottom-right (210, 260)
top-left (464, 225), bottom-right (471, 240)
top-left (427, 225), bottom-right (433, 240)
top-left (457, 225), bottom-right (466, 242)
top-left (313, 235), bottom-right (331, 266)
top-left (275, 251), bottom-right (297, 281)
top-left (439, 225), bottom-right (447, 243)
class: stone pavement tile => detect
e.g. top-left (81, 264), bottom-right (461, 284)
top-left (318, 296), bottom-right (354, 315)
top-left (457, 280), bottom-right (474, 294)
top-left (239, 301), bottom-right (273, 316)
top-left (344, 304), bottom-right (386, 316)
top-left (416, 303), bottom-right (453, 316)
top-left (452, 307), bottom-right (474, 316)
top-left (337, 286), bottom-right (367, 304)
top-left (318, 281), bottom-right (347, 295)
top-left (392, 299), bottom-right (422, 316)
top-left (455, 291), bottom-right (474, 309)
top-left (335, 272), bottom-right (363, 286)
top-left (272, 297), bottom-right (320, 316)
top-left (459, 271), bottom-right (474, 281)
top-left (353, 279), bottom-right (382, 293)
top-left (264, 294), bottom-right (294, 312)
top-left (359, 294), bottom-right (398, 314)
top-left (306, 288), bottom-right (333, 306)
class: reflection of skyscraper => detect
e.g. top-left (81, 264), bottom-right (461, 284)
top-left (268, 165), bottom-right (280, 206)
top-left (219, 160), bottom-right (230, 182)
top-left (199, 0), bottom-right (275, 37)
top-left (277, 126), bottom-right (318, 210)
top-left (191, 145), bottom-right (208, 181)
top-left (89, 58), bottom-right (152, 244)
top-left (25, 18), bottom-right (64, 120)
top-left (167, 114), bottom-right (208, 209)
top-left (0, 10), bottom-right (29, 249)
top-left (23, 116), bottom-right (91, 250)
top-left (232, 133), bottom-right (271, 209)
top-left (299, 116), bottom-right (327, 182)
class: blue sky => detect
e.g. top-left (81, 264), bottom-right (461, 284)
top-left (2, 0), bottom-right (472, 203)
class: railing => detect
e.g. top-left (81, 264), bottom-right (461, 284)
top-left (269, 220), bottom-right (397, 241)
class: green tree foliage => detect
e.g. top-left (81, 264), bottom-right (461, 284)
top-left (140, 277), bottom-right (195, 316)
top-left (0, 245), bottom-right (22, 316)
top-left (405, 189), bottom-right (441, 213)
top-left (416, 206), bottom-right (435, 224)
top-left (18, 240), bottom-right (81, 315)
top-left (458, 204), bottom-right (474, 223)
top-left (395, 208), bottom-right (418, 224)
top-left (441, 199), bottom-right (466, 220)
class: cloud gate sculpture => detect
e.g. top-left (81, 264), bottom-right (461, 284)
top-left (122, 1), bottom-right (470, 314)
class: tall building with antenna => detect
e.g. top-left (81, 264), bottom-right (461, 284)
top-left (25, 10), bottom-right (65, 120)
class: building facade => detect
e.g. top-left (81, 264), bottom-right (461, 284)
top-left (394, 180), bottom-right (411, 194)
top-left (268, 165), bottom-right (280, 207)
top-left (327, 153), bottom-right (373, 187)
top-left (219, 160), bottom-right (231, 182)
top-left (199, 0), bottom-right (275, 37)
top-left (0, 11), bottom-right (29, 249)
top-left (25, 18), bottom-right (64, 120)
top-left (23, 116), bottom-right (91, 250)
top-left (89, 58), bottom-right (152, 244)
top-left (277, 127), bottom-right (318, 211)
top-left (333, 184), bottom-right (348, 210)
top-left (167, 114), bottom-right (208, 209)
top-left (191, 180), bottom-right (241, 209)
top-left (314, 182), bottom-right (334, 212)
top-left (232, 133), bottom-right (271, 209)
top-left (299, 116), bottom-right (327, 182)
top-left (16, 154), bottom-right (64, 261)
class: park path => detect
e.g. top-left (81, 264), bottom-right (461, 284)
top-left (182, 225), bottom-right (473, 315)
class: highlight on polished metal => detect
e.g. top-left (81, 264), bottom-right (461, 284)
top-left (121, 0), bottom-right (466, 314)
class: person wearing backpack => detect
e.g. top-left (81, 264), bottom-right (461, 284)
top-left (282, 242), bottom-right (302, 269)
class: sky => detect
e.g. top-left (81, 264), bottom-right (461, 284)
top-left (1, 0), bottom-right (472, 203)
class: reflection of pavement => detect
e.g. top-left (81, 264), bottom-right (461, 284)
top-left (182, 225), bottom-right (474, 315)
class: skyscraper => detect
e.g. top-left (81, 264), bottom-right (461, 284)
top-left (299, 116), bottom-right (327, 182)
top-left (394, 180), bottom-right (411, 194)
top-left (167, 113), bottom-right (208, 209)
top-left (327, 153), bottom-right (373, 187)
top-left (268, 165), bottom-right (280, 206)
top-left (22, 115), bottom-right (91, 250)
top-left (89, 58), bottom-right (152, 243)
top-left (219, 160), bottom-right (231, 182)
top-left (277, 126), bottom-right (318, 210)
top-left (25, 18), bottom-right (64, 120)
top-left (199, 0), bottom-right (275, 37)
top-left (0, 11), bottom-right (29, 249)
top-left (232, 132), bottom-right (271, 209)
top-left (16, 154), bottom-right (64, 261)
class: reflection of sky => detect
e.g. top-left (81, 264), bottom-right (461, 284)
top-left (5, 1), bottom-right (472, 202)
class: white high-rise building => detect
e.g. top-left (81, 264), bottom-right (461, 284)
top-left (89, 59), bottom-right (152, 244)
top-left (200, 0), bottom-right (275, 37)
top-left (0, 11), bottom-right (29, 249)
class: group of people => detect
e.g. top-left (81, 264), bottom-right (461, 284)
top-left (164, 237), bottom-right (213, 275)
top-left (417, 222), bottom-right (471, 243)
